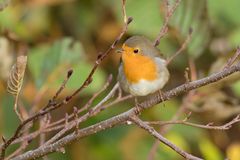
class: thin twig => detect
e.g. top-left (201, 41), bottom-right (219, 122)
top-left (36, 7), bottom-right (132, 147)
top-left (147, 92), bottom-right (193, 160)
top-left (5, 141), bottom-right (28, 160)
top-left (224, 47), bottom-right (240, 69)
top-left (89, 82), bottom-right (120, 113)
top-left (52, 69), bottom-right (73, 102)
top-left (166, 28), bottom-right (193, 65)
top-left (67, 16), bottom-right (132, 101)
top-left (41, 83), bottom-right (121, 146)
top-left (131, 116), bottom-right (203, 160)
top-left (154, 0), bottom-right (181, 47)
top-left (147, 99), bottom-right (187, 160)
top-left (7, 94), bottom-right (133, 146)
top-left (17, 11), bottom-right (132, 152)
top-left (43, 69), bottom-right (74, 111)
top-left (5, 121), bottom-right (31, 160)
top-left (79, 74), bottom-right (113, 113)
top-left (148, 59), bottom-right (197, 160)
top-left (122, 0), bottom-right (127, 23)
top-left (44, 75), bottom-right (113, 129)
top-left (0, 69), bottom-right (73, 159)
top-left (73, 107), bottom-right (79, 133)
top-left (39, 116), bottom-right (50, 160)
top-left (147, 114), bottom-right (240, 130)
top-left (95, 94), bottom-right (133, 113)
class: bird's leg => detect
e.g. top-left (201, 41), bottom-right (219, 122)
top-left (158, 90), bottom-right (165, 107)
top-left (134, 97), bottom-right (142, 114)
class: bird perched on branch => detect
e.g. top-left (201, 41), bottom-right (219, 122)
top-left (118, 36), bottom-right (169, 96)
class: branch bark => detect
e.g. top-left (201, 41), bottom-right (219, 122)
top-left (131, 116), bottom-right (202, 160)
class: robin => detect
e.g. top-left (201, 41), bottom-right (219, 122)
top-left (118, 36), bottom-right (170, 96)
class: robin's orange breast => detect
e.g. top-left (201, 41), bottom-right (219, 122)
top-left (122, 47), bottom-right (158, 83)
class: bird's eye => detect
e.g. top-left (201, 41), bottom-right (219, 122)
top-left (133, 49), bottom-right (139, 54)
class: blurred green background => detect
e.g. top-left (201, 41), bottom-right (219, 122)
top-left (0, 0), bottom-right (240, 160)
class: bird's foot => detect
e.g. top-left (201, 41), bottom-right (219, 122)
top-left (158, 90), bottom-right (165, 107)
top-left (134, 97), bottom-right (142, 114)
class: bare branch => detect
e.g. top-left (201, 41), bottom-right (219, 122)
top-left (94, 94), bottom-right (133, 113)
top-left (52, 69), bottom-right (73, 102)
top-left (122, 0), bottom-right (127, 24)
top-left (166, 28), bottom-right (193, 65)
top-left (90, 82), bottom-right (120, 113)
top-left (147, 114), bottom-right (240, 130)
top-left (131, 116), bottom-right (202, 160)
top-left (7, 93), bottom-right (133, 146)
top-left (224, 47), bottom-right (240, 69)
top-left (5, 141), bottom-right (28, 160)
top-left (148, 89), bottom-right (193, 160)
top-left (154, 0), bottom-right (181, 47)
top-left (73, 107), bottom-right (79, 133)
top-left (80, 74), bottom-right (113, 113)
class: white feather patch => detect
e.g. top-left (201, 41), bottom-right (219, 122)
top-left (129, 78), bottom-right (167, 96)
